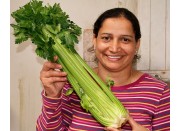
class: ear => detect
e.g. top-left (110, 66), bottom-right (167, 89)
top-left (93, 35), bottom-right (97, 50)
top-left (135, 39), bottom-right (140, 51)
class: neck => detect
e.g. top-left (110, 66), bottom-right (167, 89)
top-left (94, 65), bottom-right (135, 86)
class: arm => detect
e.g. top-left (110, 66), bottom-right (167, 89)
top-left (152, 85), bottom-right (170, 130)
top-left (36, 56), bottom-right (72, 130)
top-left (36, 86), bottom-right (73, 131)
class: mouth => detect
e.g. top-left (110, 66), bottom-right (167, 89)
top-left (107, 55), bottom-right (122, 61)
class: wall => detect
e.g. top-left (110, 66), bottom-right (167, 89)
top-left (10, 0), bottom-right (169, 131)
top-left (137, 0), bottom-right (170, 82)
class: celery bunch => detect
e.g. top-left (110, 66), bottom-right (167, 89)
top-left (11, 0), bottom-right (129, 128)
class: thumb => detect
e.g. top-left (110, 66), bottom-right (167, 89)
top-left (128, 116), bottom-right (138, 128)
top-left (104, 127), bottom-right (121, 131)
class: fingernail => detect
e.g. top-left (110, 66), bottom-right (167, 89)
top-left (58, 65), bottom-right (62, 68)
top-left (63, 72), bottom-right (67, 75)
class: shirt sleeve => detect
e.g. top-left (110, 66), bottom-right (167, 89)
top-left (152, 85), bottom-right (170, 131)
top-left (36, 85), bottom-right (73, 131)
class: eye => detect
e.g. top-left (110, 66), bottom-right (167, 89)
top-left (123, 38), bottom-right (129, 42)
top-left (101, 36), bottom-right (111, 42)
top-left (120, 37), bottom-right (131, 44)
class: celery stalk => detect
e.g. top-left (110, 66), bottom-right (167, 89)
top-left (11, 0), bottom-right (129, 128)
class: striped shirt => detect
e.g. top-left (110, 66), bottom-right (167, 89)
top-left (36, 73), bottom-right (170, 131)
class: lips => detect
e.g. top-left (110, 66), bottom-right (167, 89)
top-left (108, 55), bottom-right (121, 59)
top-left (107, 55), bottom-right (122, 61)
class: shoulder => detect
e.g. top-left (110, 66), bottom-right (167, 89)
top-left (136, 73), bottom-right (170, 103)
top-left (137, 72), bottom-right (169, 93)
top-left (142, 73), bottom-right (168, 86)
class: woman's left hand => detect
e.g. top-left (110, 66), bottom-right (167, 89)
top-left (104, 116), bottom-right (149, 131)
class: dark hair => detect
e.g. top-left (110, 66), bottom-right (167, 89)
top-left (93, 8), bottom-right (141, 42)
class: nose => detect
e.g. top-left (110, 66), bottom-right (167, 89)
top-left (109, 40), bottom-right (121, 53)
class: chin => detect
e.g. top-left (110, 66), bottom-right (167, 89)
top-left (105, 65), bottom-right (122, 71)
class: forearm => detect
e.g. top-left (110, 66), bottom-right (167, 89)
top-left (36, 91), bottom-right (65, 131)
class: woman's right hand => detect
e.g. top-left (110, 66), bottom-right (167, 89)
top-left (40, 56), bottom-right (67, 98)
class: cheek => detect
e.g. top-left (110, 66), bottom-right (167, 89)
top-left (95, 42), bottom-right (107, 53)
top-left (122, 45), bottom-right (136, 55)
top-left (95, 47), bottom-right (103, 59)
top-left (129, 49), bottom-right (136, 55)
top-left (94, 46), bottom-right (107, 62)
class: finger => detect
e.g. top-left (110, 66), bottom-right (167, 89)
top-left (41, 77), bottom-right (67, 88)
top-left (42, 70), bottom-right (67, 78)
top-left (43, 77), bottom-right (67, 84)
top-left (42, 61), bottom-right (62, 71)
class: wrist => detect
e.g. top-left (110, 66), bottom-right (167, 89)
top-left (44, 90), bottom-right (62, 98)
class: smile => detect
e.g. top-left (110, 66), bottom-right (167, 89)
top-left (107, 55), bottom-right (123, 61)
top-left (107, 55), bottom-right (122, 59)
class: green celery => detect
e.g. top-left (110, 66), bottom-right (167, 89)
top-left (11, 0), bottom-right (129, 128)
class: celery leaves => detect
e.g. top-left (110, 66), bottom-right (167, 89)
top-left (11, 0), bottom-right (81, 61)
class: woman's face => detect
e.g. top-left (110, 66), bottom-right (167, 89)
top-left (93, 17), bottom-right (140, 72)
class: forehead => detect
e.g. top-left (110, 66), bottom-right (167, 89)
top-left (100, 17), bottom-right (134, 35)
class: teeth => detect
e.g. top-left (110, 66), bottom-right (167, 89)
top-left (108, 56), bottom-right (121, 59)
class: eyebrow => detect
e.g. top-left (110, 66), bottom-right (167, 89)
top-left (100, 33), bottom-right (134, 38)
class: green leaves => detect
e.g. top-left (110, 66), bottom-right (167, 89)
top-left (10, 24), bottom-right (29, 44)
top-left (106, 77), bottom-right (114, 89)
top-left (11, 0), bottom-right (81, 61)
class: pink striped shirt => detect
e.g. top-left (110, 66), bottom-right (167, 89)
top-left (36, 73), bottom-right (170, 131)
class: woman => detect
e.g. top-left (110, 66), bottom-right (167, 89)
top-left (36, 8), bottom-right (170, 131)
